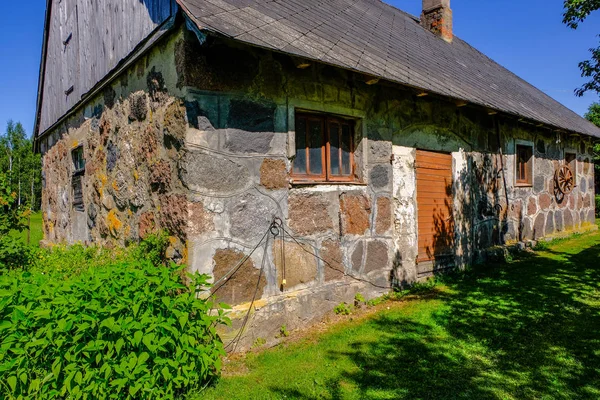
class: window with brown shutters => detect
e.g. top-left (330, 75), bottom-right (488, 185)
top-left (292, 113), bottom-right (356, 183)
top-left (516, 144), bottom-right (533, 186)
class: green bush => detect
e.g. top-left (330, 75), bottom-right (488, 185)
top-left (0, 236), bottom-right (31, 271)
top-left (0, 261), bottom-right (230, 399)
top-left (596, 195), bottom-right (600, 218)
top-left (334, 302), bottom-right (352, 315)
top-left (132, 231), bottom-right (170, 267)
top-left (0, 173), bottom-right (31, 270)
top-left (23, 231), bottom-right (169, 277)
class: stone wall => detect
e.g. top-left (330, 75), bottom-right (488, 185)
top-left (38, 25), bottom-right (596, 350)
top-left (40, 30), bottom-right (189, 259)
top-left (502, 133), bottom-right (596, 243)
top-left (176, 33), bottom-right (595, 346)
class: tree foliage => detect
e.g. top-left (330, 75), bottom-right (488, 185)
top-left (584, 103), bottom-right (600, 194)
top-left (0, 121), bottom-right (42, 268)
top-left (563, 0), bottom-right (600, 96)
top-left (0, 172), bottom-right (31, 269)
top-left (0, 121), bottom-right (42, 211)
top-left (585, 102), bottom-right (600, 126)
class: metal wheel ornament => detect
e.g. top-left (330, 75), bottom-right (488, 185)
top-left (554, 165), bottom-right (575, 196)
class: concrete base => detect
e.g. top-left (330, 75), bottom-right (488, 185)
top-left (217, 274), bottom-right (390, 352)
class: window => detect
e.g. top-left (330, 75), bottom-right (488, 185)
top-left (292, 113), bottom-right (356, 182)
top-left (565, 152), bottom-right (577, 185)
top-left (515, 144), bottom-right (533, 186)
top-left (72, 175), bottom-right (84, 211)
top-left (72, 146), bottom-right (85, 174)
top-left (71, 146), bottom-right (85, 211)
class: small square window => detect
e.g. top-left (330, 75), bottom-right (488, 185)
top-left (516, 144), bottom-right (533, 186)
top-left (72, 146), bottom-right (85, 174)
top-left (292, 113), bottom-right (356, 183)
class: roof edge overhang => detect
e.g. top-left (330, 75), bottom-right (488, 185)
top-left (176, 1), bottom-right (600, 140)
top-left (34, 1), bottom-right (600, 147)
top-left (32, 0), bottom-right (52, 151)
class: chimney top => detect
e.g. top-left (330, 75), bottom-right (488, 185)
top-left (421, 0), bottom-right (453, 43)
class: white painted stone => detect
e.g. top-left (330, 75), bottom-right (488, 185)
top-left (391, 145), bottom-right (418, 282)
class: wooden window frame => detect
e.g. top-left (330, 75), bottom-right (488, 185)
top-left (515, 143), bottom-right (533, 187)
top-left (71, 145), bottom-right (85, 175)
top-left (71, 146), bottom-right (85, 211)
top-left (291, 113), bottom-right (357, 184)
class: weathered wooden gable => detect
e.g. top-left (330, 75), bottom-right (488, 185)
top-left (38, 0), bottom-right (175, 134)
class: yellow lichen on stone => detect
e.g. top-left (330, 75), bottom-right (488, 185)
top-left (107, 210), bottom-right (122, 237)
top-left (71, 140), bottom-right (79, 148)
top-left (181, 241), bottom-right (189, 265)
top-left (99, 173), bottom-right (108, 186)
top-left (95, 173), bottom-right (108, 197)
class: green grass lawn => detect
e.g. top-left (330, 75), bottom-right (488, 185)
top-left (198, 229), bottom-right (600, 400)
top-left (9, 212), bottom-right (43, 246)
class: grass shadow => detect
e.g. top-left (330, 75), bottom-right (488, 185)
top-left (271, 241), bottom-right (600, 399)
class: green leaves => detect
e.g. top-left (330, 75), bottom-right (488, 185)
top-left (562, 0), bottom-right (600, 96)
top-left (0, 261), bottom-right (230, 399)
top-left (585, 102), bottom-right (600, 127)
top-left (7, 375), bottom-right (16, 392)
top-left (563, 0), bottom-right (600, 28)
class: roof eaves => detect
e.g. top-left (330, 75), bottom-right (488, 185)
top-left (33, 0), bottom-right (53, 150)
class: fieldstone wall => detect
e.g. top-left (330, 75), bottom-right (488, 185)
top-left (502, 134), bottom-right (597, 243)
top-left (38, 25), bottom-right (596, 350)
top-left (40, 30), bottom-right (189, 259)
top-left (176, 33), bottom-right (595, 347)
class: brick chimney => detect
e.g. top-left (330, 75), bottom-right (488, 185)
top-left (421, 0), bottom-right (453, 43)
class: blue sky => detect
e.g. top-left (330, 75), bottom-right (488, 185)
top-left (0, 0), bottom-right (599, 137)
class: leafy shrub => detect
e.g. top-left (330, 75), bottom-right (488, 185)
top-left (334, 303), bottom-right (352, 315)
top-left (354, 293), bottom-right (366, 309)
top-left (25, 231), bottom-right (169, 278)
top-left (0, 173), bottom-right (31, 270)
top-left (534, 240), bottom-right (551, 251)
top-left (29, 244), bottom-right (125, 277)
top-left (0, 261), bottom-right (229, 399)
top-left (409, 279), bottom-right (438, 294)
top-left (132, 231), bottom-right (170, 267)
top-left (278, 325), bottom-right (289, 338)
top-left (596, 195), bottom-right (600, 218)
top-left (366, 296), bottom-right (386, 307)
top-left (0, 236), bottom-right (31, 271)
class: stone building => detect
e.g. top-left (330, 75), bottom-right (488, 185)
top-left (35, 0), bottom-right (599, 346)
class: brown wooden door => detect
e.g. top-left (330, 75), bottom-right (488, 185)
top-left (416, 150), bottom-right (455, 264)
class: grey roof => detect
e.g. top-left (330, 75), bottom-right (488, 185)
top-left (178, 0), bottom-right (600, 138)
